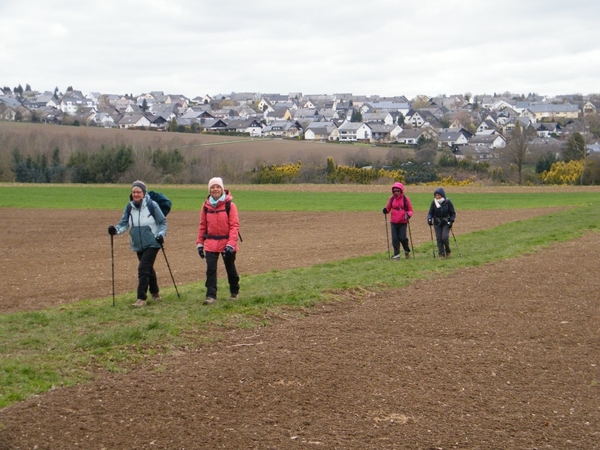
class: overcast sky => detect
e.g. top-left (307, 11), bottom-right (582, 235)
top-left (2, 0), bottom-right (599, 100)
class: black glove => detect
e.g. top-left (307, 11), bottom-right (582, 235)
top-left (222, 245), bottom-right (235, 261)
top-left (382, 208), bottom-right (388, 215)
top-left (447, 221), bottom-right (453, 229)
top-left (197, 246), bottom-right (205, 259)
top-left (406, 213), bottom-right (410, 221)
top-left (108, 225), bottom-right (117, 235)
top-left (427, 218), bottom-right (432, 226)
top-left (156, 235), bottom-right (164, 244)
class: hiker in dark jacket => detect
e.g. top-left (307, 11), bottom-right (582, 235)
top-left (427, 187), bottom-right (456, 259)
top-left (108, 180), bottom-right (167, 307)
top-left (382, 182), bottom-right (414, 259)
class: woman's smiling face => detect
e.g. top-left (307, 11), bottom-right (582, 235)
top-left (210, 184), bottom-right (223, 200)
top-left (131, 187), bottom-right (144, 202)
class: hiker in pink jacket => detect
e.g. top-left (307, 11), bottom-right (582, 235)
top-left (382, 182), bottom-right (414, 259)
top-left (196, 177), bottom-right (240, 304)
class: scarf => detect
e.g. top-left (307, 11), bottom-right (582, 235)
top-left (209, 193), bottom-right (226, 208)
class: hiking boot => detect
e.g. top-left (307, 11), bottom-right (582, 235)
top-left (151, 293), bottom-right (162, 302)
top-left (404, 252), bottom-right (410, 259)
top-left (203, 297), bottom-right (216, 305)
top-left (445, 252), bottom-right (451, 259)
top-left (438, 254), bottom-right (445, 259)
top-left (392, 254), bottom-right (401, 260)
top-left (132, 299), bottom-right (147, 307)
top-left (230, 293), bottom-right (238, 300)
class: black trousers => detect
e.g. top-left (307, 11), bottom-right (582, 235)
top-left (136, 247), bottom-right (160, 300)
top-left (390, 222), bottom-right (410, 255)
top-left (205, 251), bottom-right (240, 299)
top-left (433, 224), bottom-right (451, 256)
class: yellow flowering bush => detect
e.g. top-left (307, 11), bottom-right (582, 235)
top-left (325, 157), bottom-right (405, 184)
top-left (421, 176), bottom-right (481, 187)
top-left (252, 161), bottom-right (303, 184)
top-left (541, 160), bottom-right (584, 185)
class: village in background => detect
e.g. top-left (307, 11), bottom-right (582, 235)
top-left (1, 84), bottom-right (599, 186)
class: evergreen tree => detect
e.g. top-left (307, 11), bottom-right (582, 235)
top-left (535, 151), bottom-right (557, 174)
top-left (397, 112), bottom-right (405, 126)
top-left (350, 109), bottom-right (363, 122)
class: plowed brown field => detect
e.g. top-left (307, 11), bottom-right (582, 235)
top-left (0, 207), bottom-right (598, 449)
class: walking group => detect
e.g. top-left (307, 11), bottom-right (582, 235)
top-left (108, 177), bottom-right (240, 307)
top-left (382, 183), bottom-right (457, 260)
top-left (107, 178), bottom-right (456, 307)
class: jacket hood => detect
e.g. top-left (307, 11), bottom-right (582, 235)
top-left (392, 182), bottom-right (404, 194)
top-left (434, 187), bottom-right (446, 198)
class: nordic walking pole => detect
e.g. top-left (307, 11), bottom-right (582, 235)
top-left (406, 218), bottom-right (415, 258)
top-left (450, 227), bottom-right (462, 257)
top-left (429, 224), bottom-right (436, 258)
top-left (110, 234), bottom-right (115, 307)
top-left (160, 243), bottom-right (181, 298)
top-left (384, 213), bottom-right (391, 259)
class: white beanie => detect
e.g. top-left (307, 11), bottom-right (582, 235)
top-left (208, 177), bottom-right (224, 192)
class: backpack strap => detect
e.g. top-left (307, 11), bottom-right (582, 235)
top-left (147, 200), bottom-right (156, 218)
top-left (203, 200), bottom-right (243, 243)
top-left (126, 200), bottom-right (156, 223)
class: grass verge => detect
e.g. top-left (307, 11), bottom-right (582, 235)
top-left (0, 203), bottom-right (599, 408)
top-left (0, 184), bottom-right (599, 211)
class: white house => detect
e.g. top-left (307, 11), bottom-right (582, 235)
top-left (369, 124), bottom-right (402, 143)
top-left (439, 130), bottom-right (470, 147)
top-left (469, 134), bottom-right (506, 149)
top-left (337, 121), bottom-right (372, 142)
top-left (396, 129), bottom-right (436, 145)
top-left (363, 111), bottom-right (394, 125)
top-left (59, 96), bottom-right (94, 114)
top-left (117, 113), bottom-right (152, 129)
top-left (304, 121), bottom-right (339, 141)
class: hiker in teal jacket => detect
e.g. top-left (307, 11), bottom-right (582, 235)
top-left (108, 180), bottom-right (167, 307)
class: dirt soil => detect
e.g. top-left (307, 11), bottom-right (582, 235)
top-left (0, 207), bottom-right (559, 313)
top-left (1, 208), bottom-right (599, 449)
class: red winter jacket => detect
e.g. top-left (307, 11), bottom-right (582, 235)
top-left (384, 182), bottom-right (413, 224)
top-left (196, 191), bottom-right (239, 253)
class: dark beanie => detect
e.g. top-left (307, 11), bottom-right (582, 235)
top-left (132, 180), bottom-right (147, 194)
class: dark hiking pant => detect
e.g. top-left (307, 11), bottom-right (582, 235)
top-left (434, 224), bottom-right (451, 256)
top-left (205, 251), bottom-right (240, 299)
top-left (136, 247), bottom-right (160, 300)
top-left (390, 222), bottom-right (410, 256)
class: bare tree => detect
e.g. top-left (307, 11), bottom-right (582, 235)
top-left (453, 110), bottom-right (475, 133)
top-left (119, 149), bottom-right (162, 183)
top-left (501, 122), bottom-right (532, 185)
top-left (414, 142), bottom-right (437, 165)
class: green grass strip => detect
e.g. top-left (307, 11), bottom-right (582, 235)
top-left (1, 184), bottom-right (599, 211)
top-left (0, 204), bottom-right (599, 407)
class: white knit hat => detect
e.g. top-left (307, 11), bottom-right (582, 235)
top-left (208, 177), bottom-right (224, 192)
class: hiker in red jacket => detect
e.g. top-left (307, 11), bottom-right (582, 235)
top-left (196, 177), bottom-right (240, 305)
top-left (382, 182), bottom-right (414, 259)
